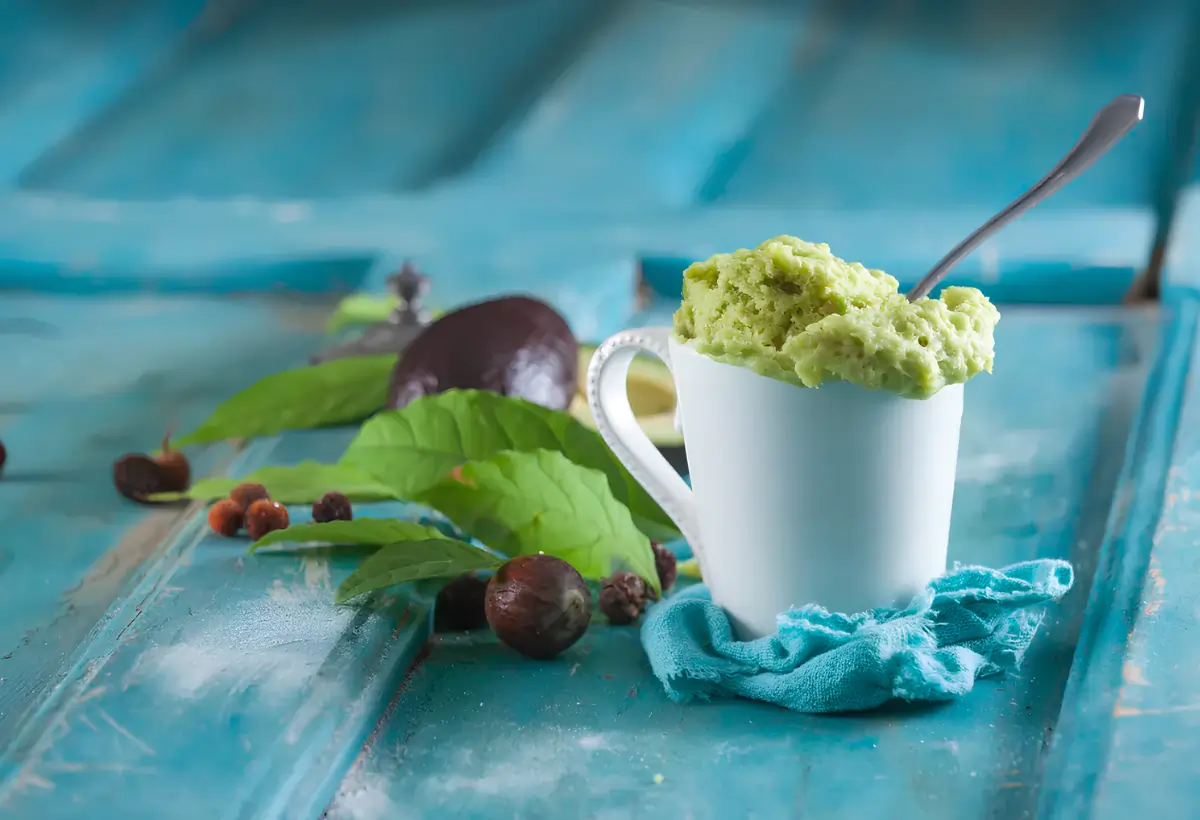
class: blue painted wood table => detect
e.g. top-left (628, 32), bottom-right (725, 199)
top-left (3, 1), bottom-right (1200, 817)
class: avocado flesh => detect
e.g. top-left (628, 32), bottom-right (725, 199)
top-left (570, 345), bottom-right (683, 447)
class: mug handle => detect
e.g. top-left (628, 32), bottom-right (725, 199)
top-left (586, 327), bottom-right (708, 578)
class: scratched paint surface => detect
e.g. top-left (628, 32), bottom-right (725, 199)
top-left (0, 0), bottom-right (1197, 817)
top-left (0, 438), bottom-right (433, 819)
top-left (0, 280), bottom-right (629, 818)
top-left (1031, 294), bottom-right (1200, 820)
top-left (1166, 189), bottom-right (1200, 289)
top-left (1084, 311), bottom-right (1200, 819)
top-left (0, 292), bottom-right (340, 749)
top-left (0, 0), bottom-right (1191, 293)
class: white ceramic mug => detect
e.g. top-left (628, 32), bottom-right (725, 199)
top-left (586, 327), bottom-right (964, 639)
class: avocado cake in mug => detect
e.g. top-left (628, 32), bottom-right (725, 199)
top-left (673, 235), bottom-right (1000, 399)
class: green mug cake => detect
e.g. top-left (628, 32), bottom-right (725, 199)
top-left (672, 235), bottom-right (1000, 399)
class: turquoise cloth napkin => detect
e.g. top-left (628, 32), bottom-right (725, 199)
top-left (641, 560), bottom-right (1073, 713)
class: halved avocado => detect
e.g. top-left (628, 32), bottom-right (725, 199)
top-left (386, 296), bottom-right (577, 411)
top-left (569, 344), bottom-right (683, 448)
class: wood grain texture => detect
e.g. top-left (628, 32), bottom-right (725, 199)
top-left (0, 0), bottom-right (1198, 817)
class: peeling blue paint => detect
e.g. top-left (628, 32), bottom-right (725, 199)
top-left (1, 0), bottom-right (1199, 817)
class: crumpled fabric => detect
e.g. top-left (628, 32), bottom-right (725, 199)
top-left (641, 560), bottom-right (1073, 713)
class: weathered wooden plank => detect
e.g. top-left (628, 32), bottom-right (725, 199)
top-left (0, 293), bottom-right (332, 754)
top-left (1038, 238), bottom-right (1200, 818)
top-left (0, 281), bottom-right (647, 817)
top-left (0, 1), bottom-right (1186, 297)
top-left (0, 429), bottom-right (430, 820)
top-left (1166, 188), bottom-right (1200, 289)
top-left (712, 0), bottom-right (1194, 212)
top-left (443, 1), bottom-right (799, 206)
top-left (0, 201), bottom-right (1155, 305)
top-left (18, 0), bottom-right (610, 198)
top-left (1036, 301), bottom-right (1195, 820)
top-left (0, 0), bottom-right (205, 185)
top-left (0, 1), bottom-right (1195, 817)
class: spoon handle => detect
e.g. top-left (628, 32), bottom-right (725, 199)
top-left (907, 94), bottom-right (1145, 301)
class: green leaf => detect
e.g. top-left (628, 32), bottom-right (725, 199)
top-left (247, 544), bottom-right (381, 559)
top-left (327, 293), bottom-right (444, 332)
top-left (250, 518), bottom-right (446, 553)
top-left (418, 448), bottom-right (660, 594)
top-left (339, 390), bottom-right (679, 541)
top-left (172, 355), bottom-right (396, 447)
top-left (336, 538), bottom-right (502, 603)
top-left (327, 293), bottom-right (400, 332)
top-left (150, 461), bottom-right (398, 504)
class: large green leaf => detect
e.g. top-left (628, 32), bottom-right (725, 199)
top-left (326, 294), bottom-right (445, 332)
top-left (336, 538), bottom-right (501, 603)
top-left (150, 461), bottom-right (398, 504)
top-left (249, 518), bottom-right (445, 552)
top-left (418, 448), bottom-right (660, 594)
top-left (340, 390), bottom-right (679, 541)
top-left (173, 355), bottom-right (395, 447)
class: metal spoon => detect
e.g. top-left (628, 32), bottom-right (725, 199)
top-left (907, 94), bottom-right (1144, 301)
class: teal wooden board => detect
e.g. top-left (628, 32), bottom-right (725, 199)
top-left (0, 201), bottom-right (1155, 304)
top-left (0, 0), bottom-right (1189, 296)
top-left (1074, 310), bottom-right (1200, 820)
top-left (1039, 184), bottom-right (1200, 817)
top-left (17, 0), bottom-right (611, 198)
top-left (1, 0), bottom-right (1200, 817)
top-left (706, 3), bottom-right (1188, 212)
top-left (0, 291), bottom-right (336, 756)
top-left (320, 305), bottom-right (1160, 820)
top-left (0, 0), bottom-right (206, 183)
top-left (0, 303), bottom-right (1171, 820)
top-left (1166, 186), bottom-right (1200, 289)
top-left (1, 437), bottom-right (431, 819)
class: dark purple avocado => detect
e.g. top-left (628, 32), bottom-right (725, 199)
top-left (385, 295), bottom-right (578, 411)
